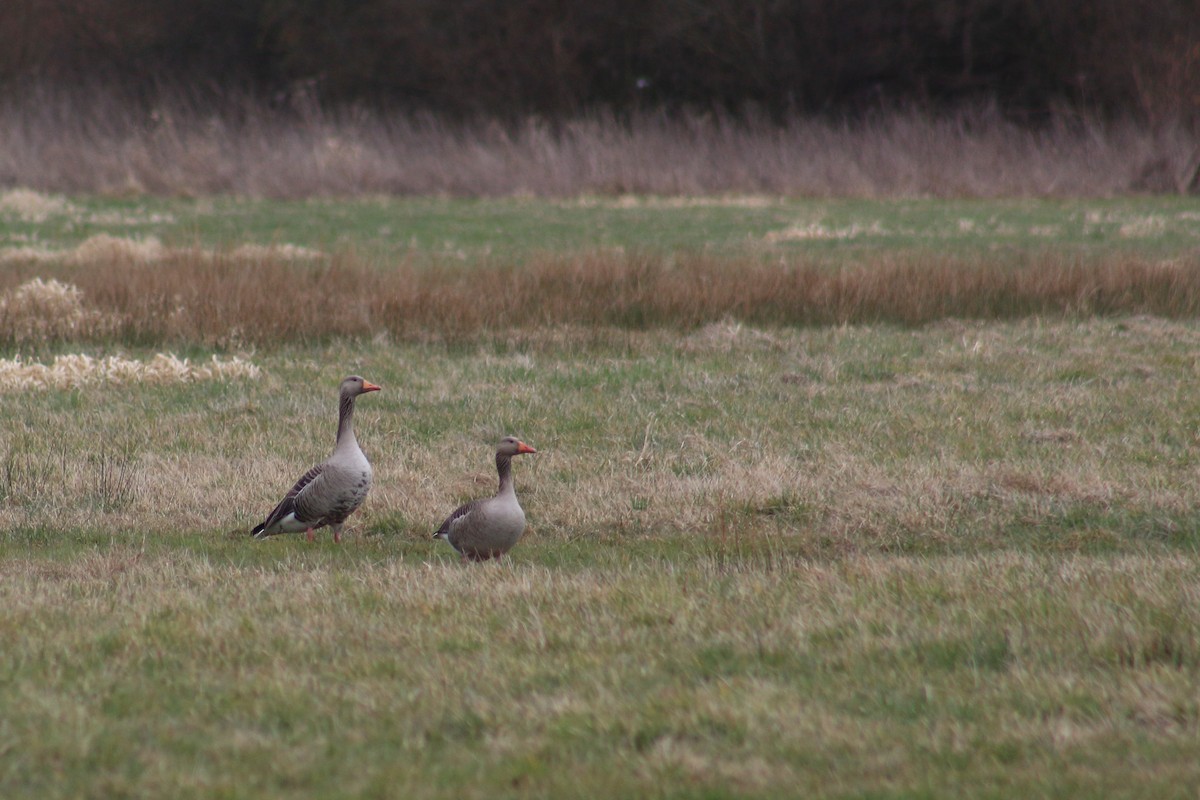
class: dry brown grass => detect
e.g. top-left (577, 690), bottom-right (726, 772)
top-left (1, 88), bottom-right (1197, 198)
top-left (4, 248), bottom-right (1200, 347)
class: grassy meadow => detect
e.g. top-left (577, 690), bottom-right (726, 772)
top-left (4, 190), bottom-right (1200, 262)
top-left (2, 189), bottom-right (1200, 798)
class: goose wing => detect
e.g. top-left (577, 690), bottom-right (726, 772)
top-left (434, 499), bottom-right (480, 541)
top-left (252, 463), bottom-right (327, 537)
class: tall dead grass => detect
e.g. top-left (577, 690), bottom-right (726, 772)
top-left (0, 86), bottom-right (1197, 197)
top-left (4, 249), bottom-right (1200, 346)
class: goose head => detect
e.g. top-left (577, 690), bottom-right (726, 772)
top-left (341, 375), bottom-right (382, 397)
top-left (497, 436), bottom-right (537, 457)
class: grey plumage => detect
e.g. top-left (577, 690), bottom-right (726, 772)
top-left (434, 436), bottom-right (537, 561)
top-left (252, 375), bottom-right (381, 543)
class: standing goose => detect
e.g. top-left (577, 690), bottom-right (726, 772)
top-left (434, 436), bottom-right (537, 561)
top-left (252, 375), bottom-right (381, 543)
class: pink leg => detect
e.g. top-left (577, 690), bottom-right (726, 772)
top-left (333, 528), bottom-right (342, 544)
top-left (306, 528), bottom-right (315, 542)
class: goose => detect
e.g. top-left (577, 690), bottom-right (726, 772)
top-left (252, 375), bottom-right (381, 543)
top-left (434, 436), bottom-right (537, 561)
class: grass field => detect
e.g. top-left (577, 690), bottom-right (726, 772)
top-left (4, 191), bottom-right (1200, 262)
top-left (2, 191), bottom-right (1200, 798)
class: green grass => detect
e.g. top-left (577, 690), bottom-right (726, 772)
top-left (4, 193), bottom-right (1200, 263)
top-left (3, 193), bottom-right (1200, 797)
top-left (1, 321), bottom-right (1200, 798)
top-left (6, 546), bottom-right (1200, 799)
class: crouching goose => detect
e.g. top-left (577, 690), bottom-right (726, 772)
top-left (252, 375), bottom-right (381, 543)
top-left (434, 436), bottom-right (537, 561)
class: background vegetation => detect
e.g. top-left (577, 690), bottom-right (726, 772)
top-left (2, 2), bottom-right (1197, 199)
top-left (3, 0), bottom-right (1199, 123)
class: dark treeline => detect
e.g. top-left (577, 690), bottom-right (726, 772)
top-left (1, 0), bottom-right (1198, 122)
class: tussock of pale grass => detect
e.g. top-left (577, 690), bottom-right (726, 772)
top-left (0, 277), bottom-right (116, 342)
top-left (763, 220), bottom-right (888, 242)
top-left (64, 234), bottom-right (167, 265)
top-left (227, 243), bottom-right (323, 261)
top-left (0, 188), bottom-right (177, 229)
top-left (569, 195), bottom-right (783, 209)
top-left (0, 233), bottom-right (323, 266)
top-left (0, 353), bottom-right (260, 392)
top-left (0, 188), bottom-right (74, 222)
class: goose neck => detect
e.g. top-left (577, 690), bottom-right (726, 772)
top-left (496, 453), bottom-right (515, 495)
top-left (335, 393), bottom-right (358, 448)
